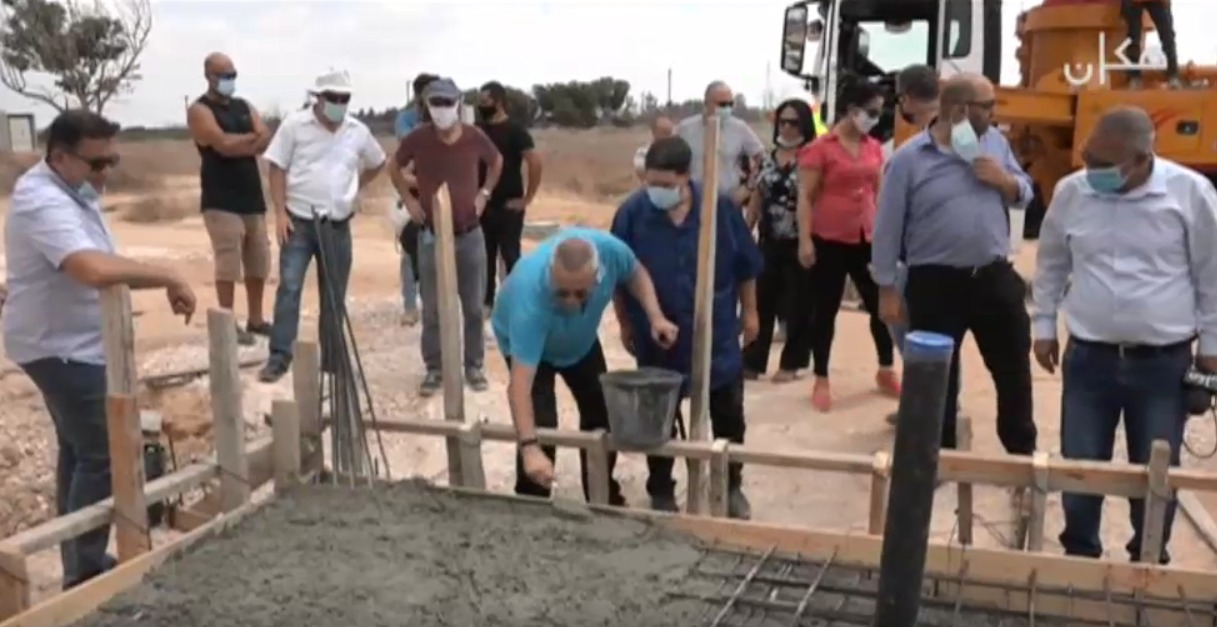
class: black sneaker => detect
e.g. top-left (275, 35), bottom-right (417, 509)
top-left (466, 367), bottom-right (488, 392)
top-left (236, 326), bottom-right (256, 347)
top-left (650, 493), bottom-right (679, 513)
top-left (727, 489), bottom-right (752, 520)
top-left (258, 361), bottom-right (289, 383)
top-left (246, 321), bottom-right (272, 336)
top-left (419, 371), bottom-right (442, 397)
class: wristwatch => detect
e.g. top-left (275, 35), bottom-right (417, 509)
top-left (478, 189), bottom-right (490, 198)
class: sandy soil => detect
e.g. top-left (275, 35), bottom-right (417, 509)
top-left (4, 187), bottom-right (1217, 605)
top-left (71, 482), bottom-right (1034, 627)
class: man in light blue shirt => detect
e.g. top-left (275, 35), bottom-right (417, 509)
top-left (492, 228), bottom-right (676, 503)
top-left (1032, 106), bottom-right (1217, 564)
top-left (676, 80), bottom-right (765, 204)
top-left (4, 110), bottom-right (196, 588)
top-left (873, 74), bottom-right (1037, 458)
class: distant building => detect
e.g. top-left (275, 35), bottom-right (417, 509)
top-left (0, 110), bottom-right (36, 153)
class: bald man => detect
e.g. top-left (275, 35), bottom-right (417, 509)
top-left (633, 116), bottom-right (675, 182)
top-left (492, 228), bottom-right (677, 503)
top-left (677, 81), bottom-right (765, 205)
top-left (873, 74), bottom-right (1038, 461)
top-left (1033, 106), bottom-right (1217, 564)
top-left (187, 52), bottom-right (273, 345)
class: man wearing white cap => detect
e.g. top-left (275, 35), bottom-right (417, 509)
top-left (258, 70), bottom-right (387, 382)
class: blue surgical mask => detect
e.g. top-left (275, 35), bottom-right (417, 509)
top-left (216, 78), bottom-right (236, 97)
top-left (717, 105), bottom-right (733, 120)
top-left (78, 182), bottom-right (101, 201)
top-left (646, 185), bottom-right (681, 210)
top-left (1085, 166), bottom-right (1127, 194)
top-left (950, 119), bottom-right (982, 162)
top-left (322, 101), bottom-right (347, 123)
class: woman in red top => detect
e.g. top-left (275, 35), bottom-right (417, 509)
top-left (796, 81), bottom-right (899, 412)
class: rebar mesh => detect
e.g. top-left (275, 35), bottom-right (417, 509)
top-left (668, 545), bottom-right (1217, 627)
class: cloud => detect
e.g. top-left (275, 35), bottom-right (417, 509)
top-left (1, 0), bottom-right (1213, 127)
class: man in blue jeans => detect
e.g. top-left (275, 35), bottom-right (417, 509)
top-left (1033, 106), bottom-right (1217, 563)
top-left (4, 110), bottom-right (196, 588)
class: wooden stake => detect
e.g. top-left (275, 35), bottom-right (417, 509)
top-left (584, 430), bottom-right (612, 506)
top-left (1140, 439), bottom-right (1172, 565)
top-left (708, 439), bottom-right (731, 518)
top-left (271, 400), bottom-right (302, 493)
top-left (207, 309), bottom-right (249, 511)
top-left (432, 183), bottom-right (465, 486)
top-left (1026, 451), bottom-right (1050, 551)
top-left (868, 451), bottom-right (890, 535)
top-left (456, 422), bottom-right (486, 491)
top-left (104, 394), bottom-right (150, 561)
top-left (292, 341), bottom-right (323, 475)
top-left (99, 286), bottom-right (137, 396)
top-left (686, 113), bottom-right (720, 515)
top-left (955, 417), bottom-right (973, 545)
top-left (0, 544), bottom-right (29, 621)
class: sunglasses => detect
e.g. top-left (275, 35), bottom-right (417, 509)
top-left (319, 92), bottom-right (351, 105)
top-left (554, 288), bottom-right (589, 300)
top-left (215, 71), bottom-right (238, 80)
top-left (777, 118), bottom-right (800, 127)
top-left (715, 101), bottom-right (734, 108)
top-left (427, 97), bottom-right (457, 108)
top-left (73, 152), bottom-right (120, 173)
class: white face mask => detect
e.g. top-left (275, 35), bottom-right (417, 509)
top-left (430, 105), bottom-right (459, 130)
top-left (851, 110), bottom-right (879, 134)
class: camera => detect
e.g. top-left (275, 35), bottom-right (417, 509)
top-left (1184, 367), bottom-right (1217, 416)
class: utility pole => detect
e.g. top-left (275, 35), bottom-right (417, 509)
top-left (666, 68), bottom-right (673, 108)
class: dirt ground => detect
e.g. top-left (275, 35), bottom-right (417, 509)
top-left (71, 482), bottom-right (1041, 627)
top-left (4, 132), bottom-right (1217, 605)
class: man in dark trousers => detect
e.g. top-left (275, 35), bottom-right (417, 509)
top-left (477, 81), bottom-right (543, 311)
top-left (611, 136), bottom-right (763, 519)
top-left (1121, 0), bottom-right (1180, 89)
top-left (187, 51), bottom-right (273, 345)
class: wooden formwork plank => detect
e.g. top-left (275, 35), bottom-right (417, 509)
top-left (0, 501), bottom-right (267, 627)
top-left (955, 417), bottom-right (974, 545)
top-left (1025, 451), bottom-right (1050, 552)
top-left (207, 309), bottom-right (250, 511)
top-left (1178, 490), bottom-right (1217, 555)
top-left (687, 113), bottom-right (720, 516)
top-left (1139, 439), bottom-right (1172, 565)
top-left (271, 400), bottom-right (302, 494)
top-left (432, 183), bottom-right (465, 486)
top-left (104, 394), bottom-right (150, 562)
top-left (291, 341), bottom-right (323, 476)
top-left (0, 544), bottom-right (30, 621)
top-left (867, 452), bottom-right (890, 535)
top-left (707, 440), bottom-right (730, 518)
top-left (456, 422), bottom-right (486, 491)
top-left (99, 285), bottom-right (136, 396)
top-left (583, 430), bottom-right (611, 506)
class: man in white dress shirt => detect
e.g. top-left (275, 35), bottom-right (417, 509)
top-left (259, 70), bottom-right (387, 382)
top-left (1032, 106), bottom-right (1217, 563)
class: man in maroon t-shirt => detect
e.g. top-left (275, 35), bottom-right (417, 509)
top-left (392, 77), bottom-right (503, 397)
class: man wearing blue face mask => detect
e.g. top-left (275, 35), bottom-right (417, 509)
top-left (677, 80), bottom-right (766, 207)
top-left (611, 136), bottom-right (764, 518)
top-left (873, 74), bottom-right (1038, 465)
top-left (491, 230), bottom-right (677, 502)
top-left (5, 110), bottom-right (197, 589)
top-left (187, 52), bottom-right (274, 347)
top-left (259, 69), bottom-right (387, 383)
top-left (1032, 106), bottom-right (1217, 564)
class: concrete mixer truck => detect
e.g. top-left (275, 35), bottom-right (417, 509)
top-left (779, 0), bottom-right (1217, 206)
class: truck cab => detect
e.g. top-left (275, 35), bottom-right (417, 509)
top-left (780, 0), bottom-right (1002, 150)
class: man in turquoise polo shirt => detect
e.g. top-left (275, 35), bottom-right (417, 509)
top-left (492, 228), bottom-right (677, 503)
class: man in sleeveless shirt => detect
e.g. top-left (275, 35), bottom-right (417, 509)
top-left (187, 52), bottom-right (273, 345)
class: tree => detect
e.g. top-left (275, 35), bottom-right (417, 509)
top-left (531, 77), bottom-right (632, 128)
top-left (0, 0), bottom-right (152, 113)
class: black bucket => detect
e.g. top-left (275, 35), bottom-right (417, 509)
top-left (599, 368), bottom-right (683, 451)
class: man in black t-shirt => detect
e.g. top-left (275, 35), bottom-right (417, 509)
top-left (476, 81), bottom-right (543, 310)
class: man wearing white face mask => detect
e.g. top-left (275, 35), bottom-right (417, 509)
top-left (259, 69), bottom-right (387, 383)
top-left (873, 74), bottom-right (1038, 462)
top-left (392, 77), bottom-right (503, 397)
top-left (1032, 106), bottom-right (1217, 563)
top-left (677, 80), bottom-right (765, 206)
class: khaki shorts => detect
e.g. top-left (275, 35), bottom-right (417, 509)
top-left (202, 210), bottom-right (271, 282)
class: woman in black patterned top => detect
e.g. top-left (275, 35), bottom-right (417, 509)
top-left (742, 99), bottom-right (818, 382)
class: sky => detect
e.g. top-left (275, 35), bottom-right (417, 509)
top-left (1, 0), bottom-right (1215, 128)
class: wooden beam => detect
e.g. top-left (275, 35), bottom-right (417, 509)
top-left (954, 417), bottom-right (973, 545)
top-left (456, 422), bottom-right (486, 491)
top-left (867, 452), bottom-right (890, 535)
top-left (686, 113), bottom-right (720, 516)
top-left (207, 309), bottom-right (250, 511)
top-left (1025, 451), bottom-right (1049, 551)
top-left (271, 400), bottom-right (302, 494)
top-left (583, 430), bottom-right (611, 506)
top-left (708, 440), bottom-right (730, 518)
top-left (104, 394), bottom-right (150, 561)
top-left (1139, 439), bottom-right (1172, 565)
top-left (432, 183), bottom-right (465, 486)
top-left (1178, 491), bottom-right (1217, 556)
top-left (0, 544), bottom-right (29, 621)
top-left (292, 341), bottom-right (323, 476)
top-left (99, 285), bottom-right (136, 396)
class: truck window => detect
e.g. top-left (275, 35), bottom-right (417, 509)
top-left (945, 0), bottom-right (972, 58)
top-left (857, 20), bottom-right (930, 73)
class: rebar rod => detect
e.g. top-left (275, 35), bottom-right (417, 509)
top-left (710, 546), bottom-right (776, 627)
top-left (788, 548), bottom-right (837, 626)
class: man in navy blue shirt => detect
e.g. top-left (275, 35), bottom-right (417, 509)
top-left (611, 136), bottom-right (764, 519)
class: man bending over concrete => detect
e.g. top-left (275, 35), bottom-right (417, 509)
top-left (492, 230), bottom-right (677, 502)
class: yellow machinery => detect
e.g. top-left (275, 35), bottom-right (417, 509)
top-left (781, 0), bottom-right (1217, 206)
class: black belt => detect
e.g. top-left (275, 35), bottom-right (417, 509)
top-left (425, 223), bottom-right (479, 237)
top-left (909, 258), bottom-right (1008, 278)
top-left (1070, 336), bottom-right (1193, 359)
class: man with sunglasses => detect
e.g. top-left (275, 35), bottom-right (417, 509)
top-left (492, 230), bottom-right (677, 501)
top-left (187, 52), bottom-right (273, 347)
top-left (393, 77), bottom-right (502, 397)
top-left (5, 109), bottom-right (197, 589)
top-left (259, 70), bottom-right (387, 383)
top-left (874, 74), bottom-right (1038, 463)
top-left (677, 81), bottom-right (766, 207)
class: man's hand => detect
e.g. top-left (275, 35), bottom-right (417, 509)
top-left (650, 316), bottom-right (679, 350)
top-left (741, 308), bottom-right (759, 345)
top-left (521, 444), bottom-right (555, 489)
top-left (731, 185), bottom-right (751, 207)
top-left (798, 238), bottom-right (816, 269)
top-left (166, 278), bottom-right (197, 324)
top-left (506, 198), bottom-right (528, 211)
top-left (474, 192), bottom-right (488, 217)
top-left (274, 211), bottom-right (293, 246)
top-left (1197, 355), bottom-right (1217, 374)
top-left (620, 321), bottom-right (636, 356)
top-left (1033, 339), bottom-right (1060, 374)
top-left (973, 156), bottom-right (1012, 189)
top-left (878, 287), bottom-right (904, 326)
top-left (403, 197), bottom-right (426, 224)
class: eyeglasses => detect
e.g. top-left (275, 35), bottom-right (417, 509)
top-left (428, 97), bottom-right (457, 108)
top-left (715, 101), bottom-right (734, 108)
top-left (72, 152), bottom-right (120, 173)
top-left (319, 92), bottom-right (351, 105)
top-left (215, 71), bottom-right (238, 80)
top-left (554, 288), bottom-right (589, 300)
